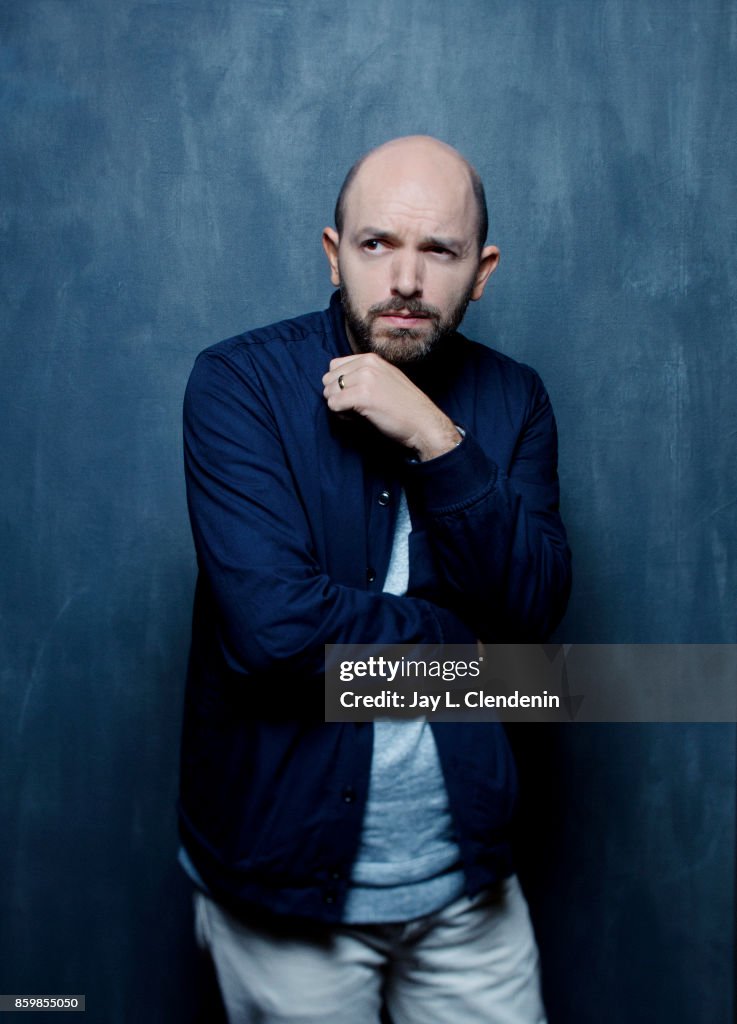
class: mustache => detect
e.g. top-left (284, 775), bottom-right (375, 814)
top-left (367, 298), bottom-right (441, 319)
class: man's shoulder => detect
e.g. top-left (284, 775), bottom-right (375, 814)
top-left (198, 305), bottom-right (333, 365)
top-left (183, 302), bottom-right (342, 413)
top-left (454, 331), bottom-right (546, 397)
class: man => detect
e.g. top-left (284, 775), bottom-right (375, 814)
top-left (179, 136), bottom-right (571, 1023)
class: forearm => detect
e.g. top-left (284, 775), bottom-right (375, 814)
top-left (404, 417), bottom-right (571, 640)
top-left (191, 545), bottom-right (476, 678)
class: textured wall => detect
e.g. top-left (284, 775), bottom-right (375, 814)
top-left (2, 2), bottom-right (735, 1021)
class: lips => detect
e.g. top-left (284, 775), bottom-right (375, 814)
top-left (379, 313), bottom-right (429, 323)
top-left (376, 309), bottom-right (433, 326)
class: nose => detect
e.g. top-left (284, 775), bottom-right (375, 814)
top-left (390, 249), bottom-right (423, 298)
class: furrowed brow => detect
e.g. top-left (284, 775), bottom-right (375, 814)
top-left (353, 228), bottom-right (465, 251)
top-left (421, 235), bottom-right (463, 251)
top-left (354, 227), bottom-right (398, 241)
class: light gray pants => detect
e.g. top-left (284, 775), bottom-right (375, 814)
top-left (194, 876), bottom-right (547, 1024)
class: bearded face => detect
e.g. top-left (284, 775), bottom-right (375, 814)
top-left (339, 279), bottom-right (474, 365)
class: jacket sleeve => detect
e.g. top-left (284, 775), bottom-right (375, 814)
top-left (404, 368), bottom-right (571, 640)
top-left (183, 348), bottom-right (476, 679)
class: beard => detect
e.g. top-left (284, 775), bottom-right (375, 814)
top-left (339, 282), bottom-right (474, 365)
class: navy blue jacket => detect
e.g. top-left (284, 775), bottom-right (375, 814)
top-left (178, 292), bottom-right (571, 922)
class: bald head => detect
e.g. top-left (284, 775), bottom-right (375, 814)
top-left (322, 135), bottom-right (500, 363)
top-left (334, 136), bottom-right (488, 253)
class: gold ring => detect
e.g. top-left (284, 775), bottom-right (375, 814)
top-left (338, 374), bottom-right (345, 390)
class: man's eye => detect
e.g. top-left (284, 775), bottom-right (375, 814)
top-left (427, 246), bottom-right (452, 256)
top-left (361, 239), bottom-right (386, 252)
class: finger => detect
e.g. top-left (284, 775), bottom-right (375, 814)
top-left (328, 353), bottom-right (381, 372)
top-left (324, 378), bottom-right (356, 411)
top-left (321, 368), bottom-right (350, 390)
top-left (322, 370), bottom-right (352, 401)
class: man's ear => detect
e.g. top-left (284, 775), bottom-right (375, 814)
top-left (470, 245), bottom-right (500, 301)
top-left (322, 227), bottom-right (341, 287)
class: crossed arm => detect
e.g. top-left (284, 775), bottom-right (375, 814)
top-left (184, 346), bottom-right (571, 679)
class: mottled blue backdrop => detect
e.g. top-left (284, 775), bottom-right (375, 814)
top-left (2, 2), bottom-right (735, 1021)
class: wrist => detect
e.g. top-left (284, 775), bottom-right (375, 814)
top-left (410, 421), bottom-right (465, 462)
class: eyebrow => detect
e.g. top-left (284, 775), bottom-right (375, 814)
top-left (354, 227), bottom-right (465, 251)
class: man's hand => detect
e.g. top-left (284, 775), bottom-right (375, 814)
top-left (322, 353), bottom-right (462, 461)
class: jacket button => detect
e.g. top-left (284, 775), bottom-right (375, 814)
top-left (378, 490), bottom-right (390, 506)
top-left (342, 786), bottom-right (356, 803)
top-left (366, 567), bottom-right (376, 583)
top-left (330, 870), bottom-right (342, 880)
top-left (324, 892), bottom-right (335, 905)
